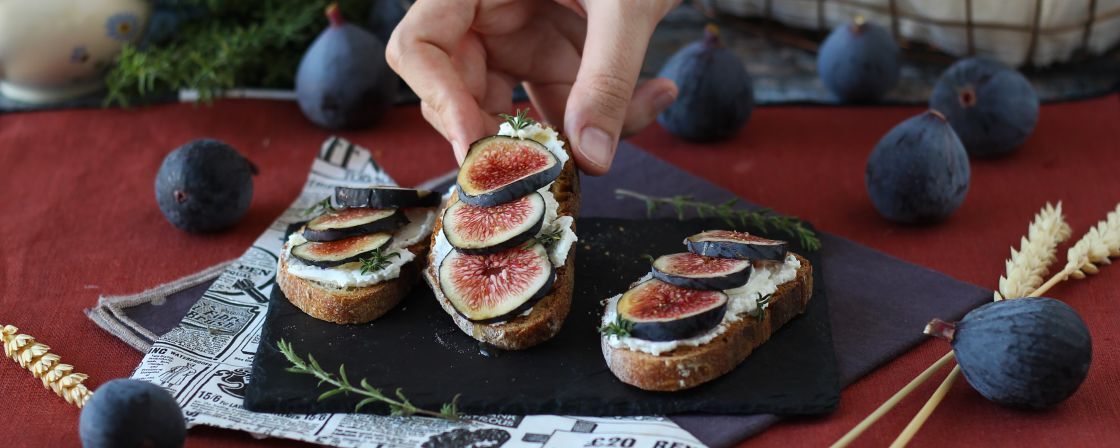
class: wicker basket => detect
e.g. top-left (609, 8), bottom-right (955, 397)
top-left (709, 0), bottom-right (1120, 67)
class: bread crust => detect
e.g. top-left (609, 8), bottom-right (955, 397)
top-left (277, 241), bottom-right (430, 325)
top-left (601, 254), bottom-right (814, 391)
top-left (425, 133), bottom-right (580, 350)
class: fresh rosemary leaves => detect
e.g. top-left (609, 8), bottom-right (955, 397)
top-left (598, 317), bottom-right (635, 338)
top-left (747, 293), bottom-right (773, 321)
top-left (277, 339), bottom-right (464, 420)
top-left (614, 189), bottom-right (821, 251)
top-left (358, 250), bottom-right (401, 274)
top-left (304, 196), bottom-right (336, 217)
top-left (499, 108), bottom-right (536, 131)
top-left (534, 228), bottom-right (564, 247)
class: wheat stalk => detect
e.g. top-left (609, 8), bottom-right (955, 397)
top-left (888, 202), bottom-right (1120, 447)
top-left (2, 325), bottom-right (93, 408)
top-left (995, 202), bottom-right (1072, 300)
top-left (833, 202), bottom-right (1114, 448)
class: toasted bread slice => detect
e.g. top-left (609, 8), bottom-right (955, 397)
top-left (602, 253), bottom-right (813, 391)
top-left (424, 135), bottom-right (580, 350)
top-left (278, 240), bottom-right (430, 325)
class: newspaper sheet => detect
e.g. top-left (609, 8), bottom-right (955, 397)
top-left (130, 137), bottom-right (706, 448)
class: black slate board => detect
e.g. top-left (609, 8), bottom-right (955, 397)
top-left (244, 217), bottom-right (839, 416)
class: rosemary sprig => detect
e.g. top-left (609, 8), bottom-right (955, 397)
top-left (499, 108), bottom-right (536, 131)
top-left (598, 316), bottom-right (635, 337)
top-left (304, 196), bottom-right (336, 217)
top-left (614, 189), bottom-right (821, 251)
top-left (359, 249), bottom-right (401, 274)
top-left (534, 228), bottom-right (564, 247)
top-left (277, 339), bottom-right (464, 421)
top-left (747, 293), bottom-right (773, 321)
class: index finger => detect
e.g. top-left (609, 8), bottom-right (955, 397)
top-left (387, 0), bottom-right (489, 160)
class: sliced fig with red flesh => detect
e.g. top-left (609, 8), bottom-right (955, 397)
top-left (685, 230), bottom-right (788, 261)
top-left (456, 136), bottom-right (562, 206)
top-left (302, 207), bottom-right (408, 242)
top-left (617, 280), bottom-right (728, 341)
top-left (290, 232), bottom-right (393, 267)
top-left (443, 193), bottom-right (546, 255)
top-left (438, 243), bottom-right (555, 323)
top-left (334, 186), bottom-right (440, 209)
top-left (651, 252), bottom-right (752, 290)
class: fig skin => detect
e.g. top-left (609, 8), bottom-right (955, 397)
top-left (79, 379), bottom-right (186, 448)
top-left (929, 57), bottom-right (1039, 158)
top-left (154, 139), bottom-right (256, 233)
top-left (865, 110), bottom-right (970, 224)
top-left (296, 5), bottom-right (398, 130)
top-left (656, 25), bottom-right (754, 142)
top-left (817, 19), bottom-right (900, 102)
top-left (933, 297), bottom-right (1092, 410)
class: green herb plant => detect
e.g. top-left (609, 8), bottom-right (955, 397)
top-left (614, 189), bottom-right (821, 251)
top-left (304, 196), bottom-right (336, 217)
top-left (746, 293), bottom-right (773, 321)
top-left (359, 249), bottom-right (401, 274)
top-left (533, 228), bottom-right (564, 247)
top-left (105, 0), bottom-right (371, 105)
top-left (499, 108), bottom-right (536, 131)
top-left (598, 317), bottom-right (635, 338)
top-left (277, 339), bottom-right (464, 420)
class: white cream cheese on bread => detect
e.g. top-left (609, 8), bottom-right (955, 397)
top-left (283, 208), bottom-right (435, 288)
top-left (602, 253), bottom-right (801, 356)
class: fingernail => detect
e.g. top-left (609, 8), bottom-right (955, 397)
top-left (653, 88), bottom-right (677, 112)
top-left (579, 127), bottom-right (615, 170)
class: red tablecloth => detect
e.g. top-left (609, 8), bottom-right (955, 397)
top-left (1, 96), bottom-right (1117, 447)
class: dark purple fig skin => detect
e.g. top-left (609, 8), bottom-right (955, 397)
top-left (442, 194), bottom-right (546, 255)
top-left (865, 110), bottom-right (970, 223)
top-left (302, 208), bottom-right (408, 242)
top-left (155, 139), bottom-right (257, 233)
top-left (650, 253), bottom-right (752, 290)
top-left (296, 6), bottom-right (397, 130)
top-left (949, 297), bottom-right (1091, 409)
top-left (456, 136), bottom-right (562, 207)
top-left (79, 379), bottom-right (186, 448)
top-left (656, 25), bottom-right (754, 142)
top-left (817, 19), bottom-right (900, 102)
top-left (334, 186), bottom-right (440, 209)
top-left (929, 57), bottom-right (1038, 158)
top-left (685, 231), bottom-right (788, 261)
top-left (619, 280), bottom-right (728, 342)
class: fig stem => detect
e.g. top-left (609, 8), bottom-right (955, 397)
top-left (704, 23), bottom-right (722, 47)
top-left (325, 2), bottom-right (344, 27)
top-left (829, 351), bottom-right (956, 448)
top-left (889, 366), bottom-right (962, 448)
top-left (923, 319), bottom-right (956, 341)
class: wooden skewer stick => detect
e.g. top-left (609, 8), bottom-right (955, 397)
top-left (829, 351), bottom-right (956, 448)
top-left (889, 365), bottom-right (962, 448)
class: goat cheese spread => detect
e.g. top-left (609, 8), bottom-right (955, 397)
top-left (602, 254), bottom-right (801, 355)
top-left (283, 208), bottom-right (435, 288)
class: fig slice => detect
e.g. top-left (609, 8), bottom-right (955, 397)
top-left (291, 232), bottom-right (393, 267)
top-left (616, 279), bottom-right (728, 342)
top-left (685, 230), bottom-right (788, 261)
top-left (456, 135), bottom-right (561, 206)
top-left (303, 207), bottom-right (408, 242)
top-left (438, 243), bottom-right (555, 323)
top-left (651, 252), bottom-right (752, 290)
top-left (443, 193), bottom-right (546, 255)
top-left (334, 185), bottom-right (441, 209)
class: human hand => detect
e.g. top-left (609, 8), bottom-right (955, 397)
top-left (387, 0), bottom-right (680, 175)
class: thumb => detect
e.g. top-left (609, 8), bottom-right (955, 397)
top-left (564, 2), bottom-right (668, 175)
